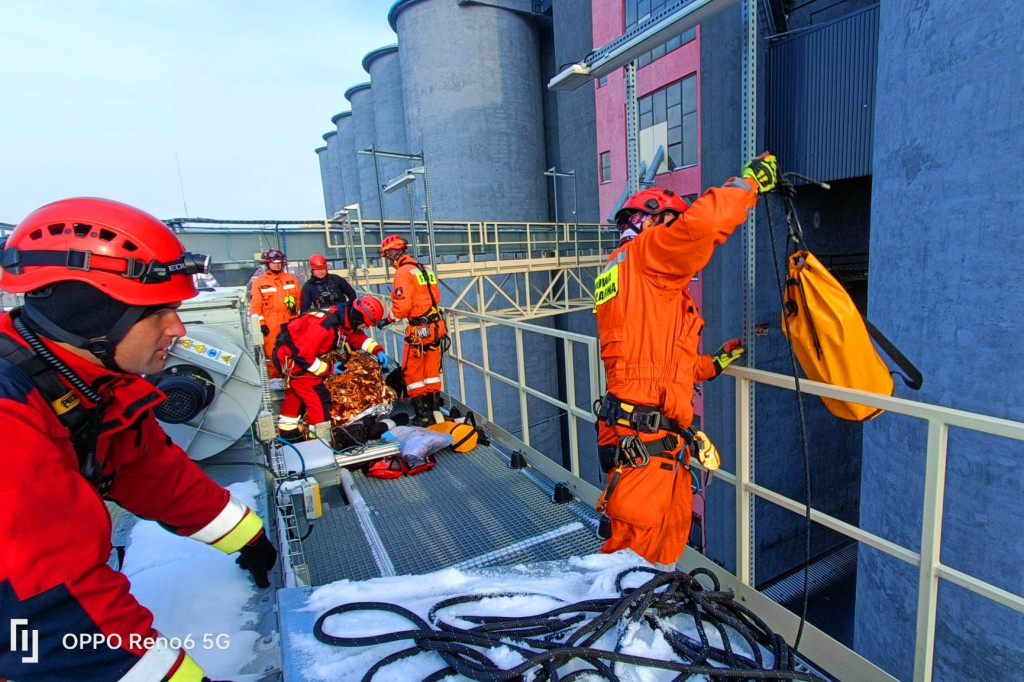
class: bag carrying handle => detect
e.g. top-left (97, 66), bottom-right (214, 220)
top-left (863, 318), bottom-right (923, 390)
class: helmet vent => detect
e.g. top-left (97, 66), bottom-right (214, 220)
top-left (46, 223), bottom-right (64, 236)
top-left (98, 228), bottom-right (116, 241)
top-left (122, 241), bottom-right (139, 252)
top-left (29, 228), bottom-right (44, 240)
top-left (72, 223), bottom-right (92, 238)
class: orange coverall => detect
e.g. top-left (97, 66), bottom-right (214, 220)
top-left (595, 176), bottom-right (757, 565)
top-left (250, 268), bottom-right (301, 378)
top-left (387, 253), bottom-right (447, 399)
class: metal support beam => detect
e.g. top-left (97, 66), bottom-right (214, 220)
top-left (740, 0), bottom-right (759, 586)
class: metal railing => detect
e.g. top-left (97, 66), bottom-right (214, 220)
top-left (724, 366), bottom-right (1024, 682)
top-left (370, 309), bottom-right (1024, 681)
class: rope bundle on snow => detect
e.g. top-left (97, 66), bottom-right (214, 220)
top-left (313, 566), bottom-right (825, 682)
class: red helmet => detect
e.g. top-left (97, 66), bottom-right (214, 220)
top-left (379, 235), bottom-right (408, 255)
top-left (0, 197), bottom-right (207, 305)
top-left (310, 253), bottom-right (328, 269)
top-left (262, 248), bottom-right (285, 264)
top-left (353, 295), bottom-right (385, 327)
top-left (614, 188), bottom-right (690, 227)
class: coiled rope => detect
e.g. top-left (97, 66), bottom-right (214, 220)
top-left (313, 566), bottom-right (824, 681)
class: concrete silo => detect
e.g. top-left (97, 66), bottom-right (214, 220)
top-left (333, 111), bottom-right (361, 211)
top-left (315, 145), bottom-right (333, 218)
top-left (387, 0), bottom-right (559, 462)
top-left (321, 131), bottom-right (342, 218)
top-left (344, 83), bottom-right (380, 220)
top-left (388, 0), bottom-right (548, 222)
top-left (362, 44), bottom-right (417, 224)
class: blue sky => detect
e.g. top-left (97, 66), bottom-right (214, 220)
top-left (0, 1), bottom-right (398, 223)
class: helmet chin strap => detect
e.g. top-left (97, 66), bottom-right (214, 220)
top-left (21, 304), bottom-right (149, 373)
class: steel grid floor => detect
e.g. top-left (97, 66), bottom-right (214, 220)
top-left (298, 438), bottom-right (604, 585)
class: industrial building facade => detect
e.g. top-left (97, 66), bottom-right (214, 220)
top-left (312, 1), bottom-right (1024, 680)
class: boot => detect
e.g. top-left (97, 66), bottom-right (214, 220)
top-left (429, 393), bottom-right (445, 423)
top-left (411, 395), bottom-right (433, 427)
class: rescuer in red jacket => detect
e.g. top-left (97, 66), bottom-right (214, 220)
top-left (0, 198), bottom-right (276, 682)
top-left (379, 235), bottom-right (448, 426)
top-left (273, 296), bottom-right (389, 441)
top-left (594, 154), bottom-right (778, 568)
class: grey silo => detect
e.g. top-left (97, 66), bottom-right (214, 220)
top-left (389, 0), bottom-right (549, 222)
top-left (321, 131), bottom-right (343, 218)
top-left (344, 83), bottom-right (381, 220)
top-left (315, 145), bottom-right (333, 218)
top-left (333, 112), bottom-right (361, 210)
top-left (363, 45), bottom-right (420, 224)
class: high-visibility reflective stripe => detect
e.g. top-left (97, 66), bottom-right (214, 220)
top-left (260, 286), bottom-right (277, 292)
top-left (283, 283), bottom-right (297, 289)
top-left (117, 643), bottom-right (194, 682)
top-left (424, 377), bottom-right (441, 385)
top-left (189, 498), bottom-right (247, 544)
top-left (250, 313), bottom-right (261, 319)
top-left (360, 338), bottom-right (379, 353)
top-left (406, 380), bottom-right (426, 390)
top-left (166, 652), bottom-right (204, 681)
top-left (308, 357), bottom-right (326, 374)
top-left (278, 415), bottom-right (300, 427)
top-left (211, 508), bottom-right (264, 554)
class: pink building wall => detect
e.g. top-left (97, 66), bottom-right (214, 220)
top-left (592, 0), bottom-right (707, 423)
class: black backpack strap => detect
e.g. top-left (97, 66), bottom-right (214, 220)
top-left (0, 331), bottom-right (106, 486)
top-left (863, 319), bottom-right (924, 390)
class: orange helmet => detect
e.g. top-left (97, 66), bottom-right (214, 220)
top-left (353, 295), bottom-right (385, 327)
top-left (379, 234), bottom-right (408, 255)
top-left (0, 197), bottom-right (206, 305)
top-left (310, 253), bottom-right (328, 269)
top-left (614, 188), bottom-right (690, 228)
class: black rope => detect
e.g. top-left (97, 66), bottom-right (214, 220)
top-left (762, 180), bottom-right (814, 650)
top-left (312, 567), bottom-right (825, 681)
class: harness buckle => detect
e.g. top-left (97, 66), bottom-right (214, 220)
top-left (66, 249), bottom-right (91, 271)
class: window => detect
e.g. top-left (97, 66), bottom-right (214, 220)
top-left (638, 75), bottom-right (697, 172)
top-left (597, 75), bottom-right (608, 88)
top-left (626, 0), bottom-right (696, 68)
top-left (599, 151), bottom-right (612, 183)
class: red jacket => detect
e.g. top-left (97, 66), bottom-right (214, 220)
top-left (595, 177), bottom-right (757, 429)
top-left (0, 311), bottom-right (263, 681)
top-left (274, 304), bottom-right (382, 376)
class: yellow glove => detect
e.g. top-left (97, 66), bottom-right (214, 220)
top-left (283, 295), bottom-right (298, 314)
top-left (742, 152), bottom-right (779, 193)
top-left (712, 338), bottom-right (745, 376)
top-left (694, 431), bottom-right (720, 471)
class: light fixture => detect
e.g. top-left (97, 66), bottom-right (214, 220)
top-left (382, 172), bottom-right (417, 195)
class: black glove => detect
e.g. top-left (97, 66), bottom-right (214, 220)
top-left (260, 323), bottom-right (270, 337)
top-left (377, 317), bottom-right (392, 329)
top-left (235, 531), bottom-right (277, 589)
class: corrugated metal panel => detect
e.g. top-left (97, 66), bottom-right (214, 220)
top-left (766, 5), bottom-right (879, 181)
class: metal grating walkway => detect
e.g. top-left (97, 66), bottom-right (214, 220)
top-left (298, 440), bottom-right (604, 585)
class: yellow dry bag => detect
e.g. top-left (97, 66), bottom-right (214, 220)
top-left (783, 250), bottom-right (922, 421)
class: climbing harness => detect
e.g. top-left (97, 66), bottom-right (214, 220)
top-left (0, 311), bottom-right (109, 488)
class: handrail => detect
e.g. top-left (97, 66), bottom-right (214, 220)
top-left (723, 365), bottom-right (1024, 682)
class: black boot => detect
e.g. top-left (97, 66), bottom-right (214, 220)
top-left (411, 395), bottom-right (433, 427)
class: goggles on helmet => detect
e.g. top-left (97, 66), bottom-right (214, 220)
top-left (0, 244), bottom-right (210, 284)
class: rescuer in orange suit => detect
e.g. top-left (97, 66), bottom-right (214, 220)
top-left (594, 153), bottom-right (778, 569)
top-left (249, 248), bottom-right (301, 379)
top-left (379, 235), bottom-right (448, 426)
